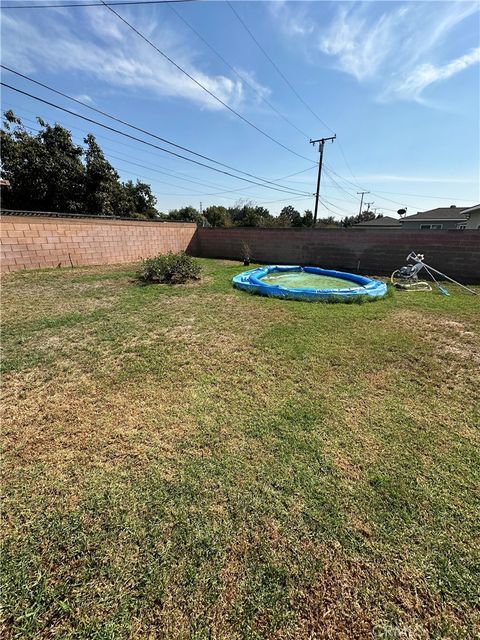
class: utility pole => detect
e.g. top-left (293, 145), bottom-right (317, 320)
top-left (310, 134), bottom-right (336, 225)
top-left (365, 201), bottom-right (374, 213)
top-left (199, 202), bottom-right (203, 216)
top-left (357, 191), bottom-right (369, 216)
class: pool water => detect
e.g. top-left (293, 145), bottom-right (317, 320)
top-left (260, 271), bottom-right (360, 290)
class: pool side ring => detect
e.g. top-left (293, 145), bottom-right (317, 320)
top-left (232, 265), bottom-right (387, 302)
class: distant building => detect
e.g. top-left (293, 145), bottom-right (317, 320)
top-left (462, 204), bottom-right (480, 230)
top-left (399, 205), bottom-right (469, 230)
top-left (354, 216), bottom-right (401, 229)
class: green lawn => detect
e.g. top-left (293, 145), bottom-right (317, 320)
top-left (1, 259), bottom-right (479, 639)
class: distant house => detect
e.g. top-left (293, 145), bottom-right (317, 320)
top-left (399, 205), bottom-right (469, 230)
top-left (354, 216), bottom-right (401, 229)
top-left (462, 204), bottom-right (480, 230)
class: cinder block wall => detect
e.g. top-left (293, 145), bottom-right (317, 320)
top-left (195, 228), bottom-right (480, 283)
top-left (2, 216), bottom-right (479, 283)
top-left (1, 215), bottom-right (197, 273)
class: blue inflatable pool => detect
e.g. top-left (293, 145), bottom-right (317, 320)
top-left (232, 265), bottom-right (387, 302)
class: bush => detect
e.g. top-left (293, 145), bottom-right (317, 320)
top-left (137, 252), bottom-right (201, 284)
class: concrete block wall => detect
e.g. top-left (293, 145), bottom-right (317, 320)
top-left (1, 215), bottom-right (197, 273)
top-left (195, 228), bottom-right (480, 283)
top-left (2, 215), bottom-right (479, 283)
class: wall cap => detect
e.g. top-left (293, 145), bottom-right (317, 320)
top-left (0, 210), bottom-right (196, 227)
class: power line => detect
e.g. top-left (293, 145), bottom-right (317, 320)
top-left (324, 164), bottom-right (421, 209)
top-left (336, 142), bottom-right (358, 181)
top-left (1, 66), bottom-right (313, 192)
top-left (1, 0), bottom-right (197, 8)
top-left (323, 164), bottom-right (365, 192)
top-left (224, 4), bottom-right (370, 197)
top-left (225, 1), bottom-right (372, 209)
top-left (278, 166), bottom-right (317, 181)
top-left (260, 195), bottom-right (312, 206)
top-left (227, 1), bottom-right (334, 135)
top-left (168, 3), bottom-right (311, 139)
top-left (322, 167), bottom-right (358, 202)
top-left (100, 0), bottom-right (314, 163)
top-left (1, 83), bottom-right (312, 197)
top-left (322, 172), bottom-right (403, 213)
top-left (318, 198), bottom-right (345, 217)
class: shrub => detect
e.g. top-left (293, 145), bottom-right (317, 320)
top-left (137, 252), bottom-right (201, 284)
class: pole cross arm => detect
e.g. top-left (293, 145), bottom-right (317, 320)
top-left (309, 134), bottom-right (336, 146)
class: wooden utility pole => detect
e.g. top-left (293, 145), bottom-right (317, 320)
top-left (310, 134), bottom-right (336, 225)
top-left (356, 191), bottom-right (369, 216)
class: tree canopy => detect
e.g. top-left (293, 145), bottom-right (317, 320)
top-left (1, 111), bottom-right (159, 219)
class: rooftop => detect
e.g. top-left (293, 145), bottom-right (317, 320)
top-left (461, 204), bottom-right (480, 216)
top-left (355, 216), bottom-right (401, 227)
top-left (400, 206), bottom-right (470, 222)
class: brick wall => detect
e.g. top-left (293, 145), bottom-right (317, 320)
top-left (3, 216), bottom-right (479, 283)
top-left (1, 215), bottom-right (197, 273)
top-left (195, 228), bottom-right (480, 283)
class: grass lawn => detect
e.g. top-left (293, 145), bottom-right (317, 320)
top-left (1, 258), bottom-right (479, 639)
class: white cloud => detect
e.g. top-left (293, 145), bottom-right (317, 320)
top-left (318, 4), bottom-right (410, 81)
top-left (0, 8), bottom-right (269, 112)
top-left (270, 1), bottom-right (480, 101)
top-left (268, 1), bottom-right (314, 38)
top-left (389, 47), bottom-right (480, 100)
top-left (73, 94), bottom-right (94, 104)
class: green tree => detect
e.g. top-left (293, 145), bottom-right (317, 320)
top-left (303, 210), bottom-right (314, 227)
top-left (122, 180), bottom-right (158, 218)
top-left (83, 133), bottom-right (121, 216)
top-left (229, 201), bottom-right (272, 227)
top-left (1, 112), bottom-right (162, 218)
top-left (341, 210), bottom-right (376, 227)
top-left (167, 206), bottom-right (203, 223)
top-left (316, 215), bottom-right (339, 227)
top-left (204, 205), bottom-right (230, 227)
top-left (1, 111), bottom-right (85, 212)
top-left (279, 205), bottom-right (302, 227)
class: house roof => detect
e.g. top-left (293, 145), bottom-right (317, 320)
top-left (400, 206), bottom-right (469, 222)
top-left (355, 216), bottom-right (400, 227)
top-left (461, 204), bottom-right (480, 216)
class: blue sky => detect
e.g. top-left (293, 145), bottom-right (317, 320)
top-left (1, 0), bottom-right (479, 217)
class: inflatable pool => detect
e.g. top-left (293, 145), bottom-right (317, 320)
top-left (232, 265), bottom-right (387, 302)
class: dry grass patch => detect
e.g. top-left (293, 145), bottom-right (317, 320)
top-left (1, 364), bottom-right (199, 480)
